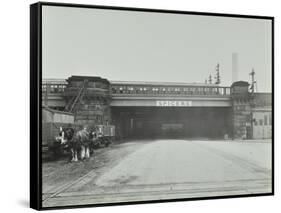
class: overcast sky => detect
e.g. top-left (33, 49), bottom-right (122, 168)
top-left (42, 5), bottom-right (272, 92)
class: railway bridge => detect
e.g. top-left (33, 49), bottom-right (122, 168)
top-left (42, 76), bottom-right (271, 140)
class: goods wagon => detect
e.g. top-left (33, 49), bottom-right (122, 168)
top-left (42, 107), bottom-right (75, 157)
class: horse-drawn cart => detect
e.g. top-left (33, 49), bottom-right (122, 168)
top-left (42, 107), bottom-right (76, 159)
top-left (91, 125), bottom-right (115, 148)
top-left (43, 106), bottom-right (116, 160)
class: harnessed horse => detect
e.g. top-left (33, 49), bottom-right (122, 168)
top-left (57, 127), bottom-right (77, 161)
top-left (58, 127), bottom-right (92, 162)
top-left (75, 128), bottom-right (91, 161)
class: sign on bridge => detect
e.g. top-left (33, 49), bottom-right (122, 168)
top-left (156, 100), bottom-right (192, 107)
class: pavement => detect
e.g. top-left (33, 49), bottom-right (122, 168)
top-left (42, 139), bottom-right (272, 207)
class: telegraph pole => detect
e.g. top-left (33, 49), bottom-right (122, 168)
top-left (215, 63), bottom-right (221, 85)
top-left (249, 68), bottom-right (257, 93)
top-left (208, 74), bottom-right (212, 84)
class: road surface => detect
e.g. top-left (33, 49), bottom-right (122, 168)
top-left (43, 139), bottom-right (272, 207)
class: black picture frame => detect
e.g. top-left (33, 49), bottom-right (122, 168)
top-left (30, 1), bottom-right (274, 210)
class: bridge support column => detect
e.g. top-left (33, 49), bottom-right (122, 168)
top-left (63, 76), bottom-right (112, 127)
top-left (231, 81), bottom-right (253, 139)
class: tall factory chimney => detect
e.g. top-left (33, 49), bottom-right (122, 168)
top-left (232, 53), bottom-right (238, 83)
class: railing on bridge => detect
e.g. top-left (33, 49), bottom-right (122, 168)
top-left (110, 84), bottom-right (231, 96)
top-left (42, 80), bottom-right (67, 94)
top-left (42, 80), bottom-right (231, 97)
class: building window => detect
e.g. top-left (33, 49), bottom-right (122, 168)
top-left (259, 119), bottom-right (263, 126)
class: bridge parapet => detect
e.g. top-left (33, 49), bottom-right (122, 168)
top-left (42, 79), bottom-right (231, 97)
top-left (111, 83), bottom-right (231, 97)
top-left (42, 79), bottom-right (67, 94)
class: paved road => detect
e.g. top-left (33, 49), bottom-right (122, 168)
top-left (43, 140), bottom-right (272, 207)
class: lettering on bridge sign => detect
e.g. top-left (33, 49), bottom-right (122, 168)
top-left (156, 100), bottom-right (192, 107)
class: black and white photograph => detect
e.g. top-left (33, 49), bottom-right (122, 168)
top-left (30, 2), bottom-right (273, 210)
